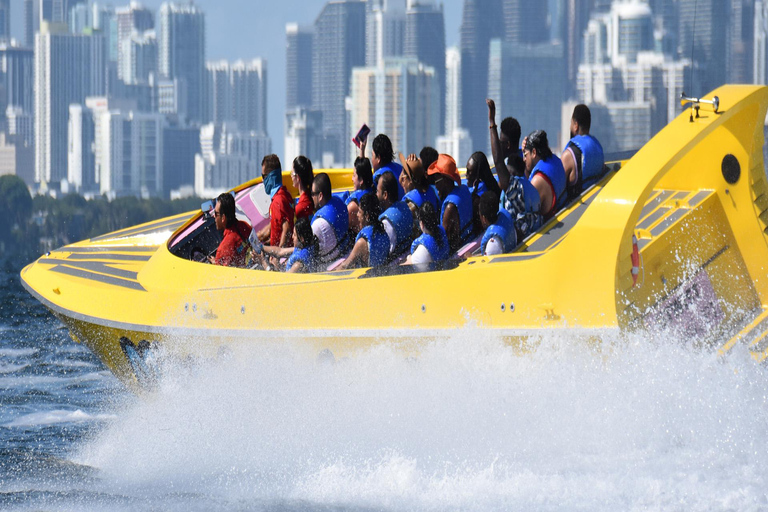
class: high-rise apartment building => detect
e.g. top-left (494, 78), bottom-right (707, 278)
top-left (349, 57), bottom-right (440, 162)
top-left (405, 0), bottom-right (445, 133)
top-left (366, 0), bottom-right (405, 67)
top-left (313, 0), bottom-right (366, 163)
top-left (158, 2), bottom-right (205, 123)
top-left (34, 23), bottom-right (106, 185)
top-left (678, 0), bottom-right (727, 95)
top-left (0, 0), bottom-right (10, 43)
top-left (0, 43), bottom-right (34, 118)
top-left (163, 121), bottom-right (199, 197)
top-left (284, 107), bottom-right (324, 167)
top-left (285, 23), bottom-right (313, 110)
top-left (204, 59), bottom-right (267, 134)
top-left (460, 0), bottom-right (504, 155)
top-left (727, 0), bottom-right (754, 83)
top-left (437, 46), bottom-right (472, 166)
top-left (116, 2), bottom-right (154, 81)
top-left (121, 29), bottom-right (156, 84)
top-left (67, 103), bottom-right (97, 192)
top-left (503, 0), bottom-right (548, 44)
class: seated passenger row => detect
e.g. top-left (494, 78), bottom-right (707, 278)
top-left (209, 103), bottom-right (605, 272)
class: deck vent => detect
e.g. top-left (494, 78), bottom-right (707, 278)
top-left (722, 154), bottom-right (740, 184)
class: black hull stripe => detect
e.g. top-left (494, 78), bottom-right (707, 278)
top-left (39, 259), bottom-right (140, 280)
top-left (55, 246), bottom-right (159, 254)
top-left (66, 253), bottom-right (152, 262)
top-left (48, 265), bottom-right (146, 291)
top-left (90, 216), bottom-right (188, 242)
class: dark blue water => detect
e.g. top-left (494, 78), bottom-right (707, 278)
top-left (3, 260), bottom-right (768, 511)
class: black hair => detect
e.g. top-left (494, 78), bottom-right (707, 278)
top-left (294, 217), bottom-right (320, 268)
top-left (418, 201), bottom-right (440, 236)
top-left (293, 155), bottom-right (314, 190)
top-left (468, 151), bottom-right (501, 197)
top-left (262, 154), bottom-right (281, 173)
top-left (354, 156), bottom-right (373, 189)
top-left (359, 192), bottom-right (385, 233)
top-left (572, 104), bottom-right (591, 132)
top-left (479, 190), bottom-right (500, 224)
top-left (500, 117), bottom-right (521, 146)
top-left (379, 170), bottom-right (399, 202)
top-left (313, 172), bottom-right (332, 199)
top-left (524, 130), bottom-right (553, 160)
top-left (372, 134), bottom-right (394, 164)
top-left (419, 146), bottom-right (438, 172)
top-left (216, 192), bottom-right (236, 229)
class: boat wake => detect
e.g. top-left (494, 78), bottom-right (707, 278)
top-left (74, 329), bottom-right (768, 510)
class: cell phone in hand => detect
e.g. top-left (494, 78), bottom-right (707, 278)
top-left (352, 124), bottom-right (370, 148)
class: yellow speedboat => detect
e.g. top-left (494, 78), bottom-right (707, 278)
top-left (20, 85), bottom-right (768, 388)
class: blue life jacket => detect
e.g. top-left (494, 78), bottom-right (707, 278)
top-left (356, 224), bottom-right (390, 267)
top-left (566, 134), bottom-right (605, 190)
top-left (379, 201), bottom-right (414, 255)
top-left (530, 154), bottom-right (567, 213)
top-left (440, 184), bottom-right (474, 244)
top-left (312, 196), bottom-right (349, 256)
top-left (373, 161), bottom-right (404, 199)
top-left (346, 186), bottom-right (374, 206)
top-left (404, 186), bottom-right (440, 212)
top-left (472, 180), bottom-right (487, 197)
top-left (286, 245), bottom-right (316, 272)
top-left (411, 226), bottom-right (450, 262)
top-left (481, 209), bottom-right (517, 255)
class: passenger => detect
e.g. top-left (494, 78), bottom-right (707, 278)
top-left (292, 155), bottom-right (315, 221)
top-left (419, 146), bottom-right (439, 173)
top-left (346, 156), bottom-right (374, 234)
top-left (487, 99), bottom-right (525, 178)
top-left (338, 193), bottom-right (390, 269)
top-left (209, 192), bottom-right (252, 267)
top-left (427, 153), bottom-right (473, 253)
top-left (311, 172), bottom-right (350, 262)
top-left (406, 201), bottom-right (450, 266)
top-left (377, 170), bottom-right (415, 257)
top-left (399, 153), bottom-right (440, 216)
top-left (257, 154), bottom-right (294, 248)
top-left (371, 133), bottom-right (405, 199)
top-left (258, 217), bottom-right (320, 273)
top-left (466, 151), bottom-right (501, 235)
top-left (478, 191), bottom-right (517, 256)
top-left (523, 130), bottom-right (567, 216)
top-left (562, 104), bottom-right (605, 198)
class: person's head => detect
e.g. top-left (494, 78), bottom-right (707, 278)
top-left (293, 216), bottom-right (316, 251)
top-left (312, 172), bottom-right (332, 209)
top-left (427, 154), bottom-right (460, 200)
top-left (399, 153), bottom-right (427, 193)
top-left (371, 133), bottom-right (394, 169)
top-left (500, 117), bottom-right (521, 157)
top-left (478, 190), bottom-right (500, 229)
top-left (358, 192), bottom-right (382, 229)
top-left (353, 156), bottom-right (373, 191)
top-left (419, 146), bottom-right (438, 172)
top-left (214, 192), bottom-right (236, 231)
top-left (570, 104), bottom-right (591, 138)
top-left (466, 151), bottom-right (491, 188)
top-left (522, 130), bottom-right (552, 174)
top-left (291, 155), bottom-right (314, 192)
top-left (261, 154), bottom-right (281, 177)
top-left (418, 201), bottom-right (440, 236)
top-left (376, 170), bottom-right (399, 209)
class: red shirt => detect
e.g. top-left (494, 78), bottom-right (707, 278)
top-left (215, 220), bottom-right (252, 267)
top-left (295, 191), bottom-right (314, 221)
top-left (270, 186), bottom-right (295, 247)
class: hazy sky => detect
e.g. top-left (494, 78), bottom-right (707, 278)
top-left (10, 0), bottom-right (462, 159)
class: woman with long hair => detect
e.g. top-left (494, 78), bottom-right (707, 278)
top-left (258, 216), bottom-right (320, 273)
top-left (338, 192), bottom-right (390, 269)
top-left (406, 201), bottom-right (450, 266)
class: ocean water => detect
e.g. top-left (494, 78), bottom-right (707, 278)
top-left (2, 263), bottom-right (768, 511)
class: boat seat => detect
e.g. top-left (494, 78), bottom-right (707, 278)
top-left (326, 257), bottom-right (347, 271)
top-left (456, 236), bottom-right (482, 258)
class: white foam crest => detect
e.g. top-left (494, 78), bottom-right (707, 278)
top-left (0, 347), bottom-right (38, 358)
top-left (0, 362), bottom-right (27, 374)
top-left (77, 329), bottom-right (768, 510)
top-left (6, 409), bottom-right (118, 427)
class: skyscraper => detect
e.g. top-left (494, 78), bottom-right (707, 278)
top-left (727, 0), bottom-right (754, 83)
top-left (405, 0), bottom-right (445, 135)
top-left (678, 0), bottom-right (728, 95)
top-left (366, 0), bottom-right (405, 67)
top-left (0, 0), bottom-right (10, 43)
top-left (116, 2), bottom-right (154, 81)
top-left (313, 0), bottom-right (366, 163)
top-left (121, 29), bottom-right (157, 85)
top-left (158, 2), bottom-right (205, 123)
top-left (503, 0), bottom-right (548, 44)
top-left (35, 23), bottom-right (106, 185)
top-left (285, 23), bottom-right (314, 110)
top-left (565, 0), bottom-right (592, 96)
top-left (0, 43), bottom-right (34, 117)
top-left (24, 0), bottom-right (33, 46)
top-left (460, 0), bottom-right (504, 155)
top-left (204, 59), bottom-right (267, 134)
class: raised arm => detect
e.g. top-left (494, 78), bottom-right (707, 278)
top-left (487, 99), bottom-right (510, 192)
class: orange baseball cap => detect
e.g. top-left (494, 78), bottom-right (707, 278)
top-left (427, 154), bottom-right (461, 186)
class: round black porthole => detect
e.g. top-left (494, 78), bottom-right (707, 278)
top-left (722, 154), bottom-right (740, 184)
